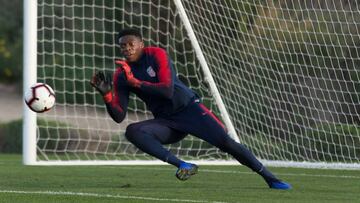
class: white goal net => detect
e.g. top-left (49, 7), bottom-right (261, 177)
top-left (25, 0), bottom-right (360, 167)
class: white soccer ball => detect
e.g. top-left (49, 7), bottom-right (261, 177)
top-left (25, 83), bottom-right (56, 113)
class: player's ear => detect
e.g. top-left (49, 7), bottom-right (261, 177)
top-left (139, 40), bottom-right (144, 48)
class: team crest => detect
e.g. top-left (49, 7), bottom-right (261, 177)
top-left (146, 66), bottom-right (156, 77)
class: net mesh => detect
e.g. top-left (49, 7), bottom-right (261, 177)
top-left (180, 0), bottom-right (360, 163)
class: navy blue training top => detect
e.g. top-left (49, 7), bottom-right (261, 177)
top-left (105, 47), bottom-right (197, 123)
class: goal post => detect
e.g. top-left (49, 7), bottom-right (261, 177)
top-left (23, 0), bottom-right (37, 165)
top-left (173, 0), bottom-right (239, 143)
top-left (23, 0), bottom-right (360, 168)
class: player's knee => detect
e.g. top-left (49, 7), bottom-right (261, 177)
top-left (125, 123), bottom-right (141, 142)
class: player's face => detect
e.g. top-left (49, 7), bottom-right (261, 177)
top-left (118, 35), bottom-right (144, 62)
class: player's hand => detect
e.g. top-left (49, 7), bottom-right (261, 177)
top-left (115, 60), bottom-right (142, 88)
top-left (90, 71), bottom-right (112, 95)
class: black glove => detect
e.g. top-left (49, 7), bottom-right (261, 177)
top-left (90, 71), bottom-right (112, 95)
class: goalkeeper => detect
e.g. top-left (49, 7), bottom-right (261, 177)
top-left (90, 28), bottom-right (291, 190)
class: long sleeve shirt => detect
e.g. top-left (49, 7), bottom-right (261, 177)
top-left (105, 47), bottom-right (197, 123)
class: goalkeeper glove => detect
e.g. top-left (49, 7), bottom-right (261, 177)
top-left (90, 71), bottom-right (113, 102)
top-left (115, 60), bottom-right (142, 88)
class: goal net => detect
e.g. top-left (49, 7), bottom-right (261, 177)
top-left (24, 0), bottom-right (360, 168)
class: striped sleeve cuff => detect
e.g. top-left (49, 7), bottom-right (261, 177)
top-left (103, 91), bottom-right (113, 103)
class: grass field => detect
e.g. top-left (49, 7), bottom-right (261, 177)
top-left (0, 154), bottom-right (360, 203)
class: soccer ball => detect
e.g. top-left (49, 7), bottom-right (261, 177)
top-left (25, 83), bottom-right (56, 113)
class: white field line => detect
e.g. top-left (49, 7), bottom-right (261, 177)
top-left (200, 169), bottom-right (360, 179)
top-left (106, 166), bottom-right (360, 179)
top-left (0, 190), bottom-right (228, 203)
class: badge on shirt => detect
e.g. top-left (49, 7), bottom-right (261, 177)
top-left (147, 66), bottom-right (156, 77)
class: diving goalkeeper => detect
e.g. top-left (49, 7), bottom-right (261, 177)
top-left (90, 28), bottom-right (291, 190)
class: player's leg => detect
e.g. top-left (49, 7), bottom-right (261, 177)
top-left (171, 101), bottom-right (291, 189)
top-left (125, 119), bottom-right (186, 167)
top-left (125, 119), bottom-right (198, 180)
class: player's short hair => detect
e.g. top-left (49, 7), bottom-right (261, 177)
top-left (117, 28), bottom-right (142, 42)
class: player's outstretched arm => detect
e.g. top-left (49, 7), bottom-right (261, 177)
top-left (90, 70), bottom-right (129, 123)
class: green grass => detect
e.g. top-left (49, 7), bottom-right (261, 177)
top-left (0, 154), bottom-right (360, 202)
